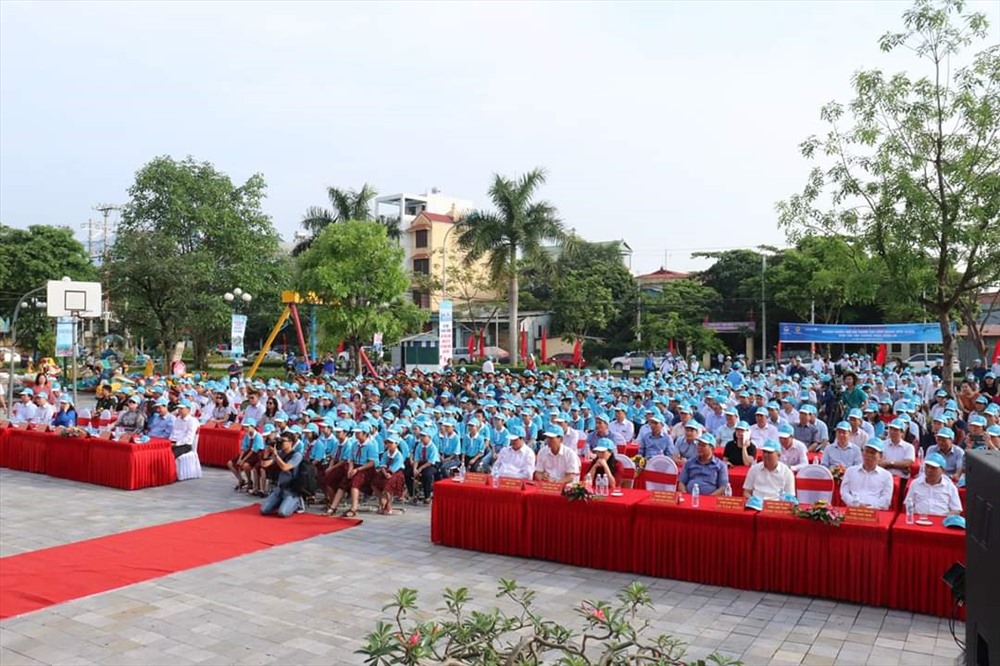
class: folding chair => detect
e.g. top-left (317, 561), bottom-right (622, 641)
top-left (641, 455), bottom-right (678, 491)
top-left (614, 453), bottom-right (637, 489)
top-left (795, 465), bottom-right (834, 504)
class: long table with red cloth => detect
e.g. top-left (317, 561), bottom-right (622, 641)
top-left (0, 428), bottom-right (176, 490)
top-left (197, 426), bottom-right (243, 467)
top-left (431, 479), bottom-right (967, 617)
top-left (886, 515), bottom-right (966, 620)
top-left (632, 494), bottom-right (756, 589)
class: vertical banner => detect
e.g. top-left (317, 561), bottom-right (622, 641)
top-left (230, 314), bottom-right (248, 357)
top-left (540, 328), bottom-right (548, 363)
top-left (438, 300), bottom-right (453, 368)
top-left (55, 317), bottom-right (75, 358)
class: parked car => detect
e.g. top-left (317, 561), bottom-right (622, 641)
top-left (610, 350), bottom-right (670, 371)
top-left (247, 350), bottom-right (284, 363)
top-left (904, 352), bottom-right (961, 376)
top-left (548, 352), bottom-right (587, 369)
top-left (451, 347), bottom-right (472, 364)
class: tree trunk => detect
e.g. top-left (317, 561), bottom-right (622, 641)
top-left (937, 308), bottom-right (955, 394)
top-left (959, 297), bottom-right (989, 360)
top-left (508, 272), bottom-right (519, 367)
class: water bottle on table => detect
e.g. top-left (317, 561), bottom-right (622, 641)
top-left (457, 461), bottom-right (466, 483)
top-left (691, 483), bottom-right (700, 508)
top-left (491, 466), bottom-right (500, 488)
top-left (905, 496), bottom-right (915, 525)
top-left (724, 483), bottom-right (732, 497)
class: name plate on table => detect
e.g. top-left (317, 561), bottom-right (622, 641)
top-left (649, 491), bottom-right (677, 505)
top-left (715, 496), bottom-right (746, 511)
top-left (463, 472), bottom-right (488, 485)
top-left (499, 477), bottom-right (524, 491)
top-left (762, 500), bottom-right (796, 515)
top-left (535, 481), bottom-right (566, 495)
top-left (843, 506), bottom-right (879, 524)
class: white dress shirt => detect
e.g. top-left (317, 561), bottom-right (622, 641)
top-left (535, 443), bottom-right (581, 482)
top-left (169, 413), bottom-right (200, 446)
top-left (30, 402), bottom-right (55, 426)
top-left (608, 418), bottom-right (634, 443)
top-left (779, 439), bottom-right (810, 472)
top-left (11, 400), bottom-right (37, 424)
top-left (904, 475), bottom-right (962, 516)
top-left (744, 461), bottom-right (796, 501)
top-left (882, 439), bottom-right (915, 478)
top-left (749, 423), bottom-right (779, 447)
top-left (493, 445), bottom-right (536, 479)
top-left (840, 464), bottom-right (893, 509)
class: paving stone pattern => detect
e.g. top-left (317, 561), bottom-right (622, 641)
top-left (0, 468), bottom-right (963, 665)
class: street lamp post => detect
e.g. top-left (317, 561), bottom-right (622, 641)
top-left (223, 288), bottom-right (252, 363)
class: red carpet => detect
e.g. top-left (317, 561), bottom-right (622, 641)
top-left (0, 505), bottom-right (360, 620)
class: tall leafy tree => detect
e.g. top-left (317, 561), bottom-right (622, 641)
top-left (0, 224), bottom-right (97, 355)
top-left (777, 0), bottom-right (1000, 388)
top-left (552, 273), bottom-right (617, 341)
top-left (294, 183), bottom-right (383, 255)
top-left (639, 280), bottom-right (725, 356)
top-left (108, 156), bottom-right (287, 369)
top-left (455, 168), bottom-right (564, 366)
top-left (296, 220), bottom-right (426, 371)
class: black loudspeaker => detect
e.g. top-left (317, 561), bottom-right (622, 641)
top-left (965, 449), bottom-right (1000, 666)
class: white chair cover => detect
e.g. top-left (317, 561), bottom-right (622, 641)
top-left (795, 465), bottom-right (834, 504)
top-left (614, 453), bottom-right (637, 488)
top-left (176, 432), bottom-right (202, 481)
top-left (643, 455), bottom-right (678, 491)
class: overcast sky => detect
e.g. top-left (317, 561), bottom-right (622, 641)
top-left (2, 0), bottom-right (997, 275)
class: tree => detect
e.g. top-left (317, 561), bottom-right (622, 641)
top-left (639, 280), bottom-right (725, 356)
top-left (553, 273), bottom-right (617, 340)
top-left (108, 156), bottom-right (287, 370)
top-left (293, 183), bottom-right (383, 255)
top-left (296, 220), bottom-right (427, 371)
top-left (0, 224), bottom-right (97, 356)
top-left (456, 168), bottom-right (564, 366)
top-left (777, 0), bottom-right (1000, 389)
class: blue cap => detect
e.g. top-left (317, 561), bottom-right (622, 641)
top-left (543, 425), bottom-right (564, 438)
top-left (735, 420), bottom-right (751, 431)
top-left (943, 515), bottom-right (966, 530)
top-left (848, 408), bottom-right (863, 420)
top-left (134, 435), bottom-right (150, 444)
top-left (888, 419), bottom-right (906, 431)
top-left (835, 421), bottom-right (851, 432)
top-left (595, 412), bottom-right (610, 423)
top-left (177, 400), bottom-right (192, 410)
top-left (936, 427), bottom-right (955, 440)
top-left (305, 423), bottom-right (319, 434)
top-left (242, 418), bottom-right (257, 428)
top-left (865, 439), bottom-right (885, 453)
top-left (987, 425), bottom-right (1000, 437)
top-left (746, 496), bottom-right (764, 511)
top-left (19, 388), bottom-right (33, 396)
top-left (755, 407), bottom-right (769, 417)
top-left (777, 423), bottom-right (794, 437)
top-left (969, 414), bottom-right (987, 427)
top-left (761, 439), bottom-right (781, 453)
top-left (261, 423), bottom-right (276, 434)
top-left (697, 432), bottom-right (716, 446)
top-left (924, 452), bottom-right (947, 468)
top-left (782, 493), bottom-right (800, 505)
top-left (155, 397), bottom-right (169, 407)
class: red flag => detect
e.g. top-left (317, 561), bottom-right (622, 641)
top-left (336, 340), bottom-right (345, 354)
top-left (776, 342), bottom-right (782, 360)
top-left (467, 334), bottom-right (476, 357)
top-left (993, 339), bottom-right (1000, 363)
top-left (540, 328), bottom-right (548, 364)
top-left (572, 339), bottom-right (583, 366)
top-left (875, 343), bottom-right (887, 366)
top-left (669, 339), bottom-right (675, 354)
top-left (520, 330), bottom-right (528, 360)
top-left (478, 331), bottom-right (486, 360)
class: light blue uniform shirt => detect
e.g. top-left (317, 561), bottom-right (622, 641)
top-left (379, 448), bottom-right (405, 473)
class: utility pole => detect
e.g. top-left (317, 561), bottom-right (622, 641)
top-left (810, 300), bottom-right (816, 356)
top-left (761, 254), bottom-right (767, 366)
top-left (93, 204), bottom-right (120, 351)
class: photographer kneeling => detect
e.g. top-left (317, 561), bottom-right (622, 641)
top-left (260, 432), bottom-right (303, 518)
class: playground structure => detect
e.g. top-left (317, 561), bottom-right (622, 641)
top-left (245, 291), bottom-right (377, 379)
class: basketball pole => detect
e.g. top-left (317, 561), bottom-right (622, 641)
top-left (7, 285), bottom-right (46, 411)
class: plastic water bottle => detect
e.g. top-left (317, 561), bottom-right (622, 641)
top-left (457, 461), bottom-right (466, 483)
top-left (491, 466), bottom-right (500, 488)
top-left (584, 475), bottom-right (593, 494)
top-left (915, 446), bottom-right (923, 465)
top-left (905, 497), bottom-right (915, 525)
top-left (692, 483), bottom-right (701, 508)
top-left (724, 483), bottom-right (733, 497)
top-left (597, 475), bottom-right (606, 496)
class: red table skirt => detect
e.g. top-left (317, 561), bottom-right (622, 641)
top-left (88, 438), bottom-right (177, 490)
top-left (198, 427), bottom-right (242, 467)
top-left (887, 518), bottom-right (966, 619)
top-left (0, 427), bottom-right (11, 468)
top-left (633, 495), bottom-right (756, 588)
top-left (431, 479), bottom-right (531, 557)
top-left (753, 510), bottom-right (893, 606)
top-left (46, 436), bottom-right (93, 483)
top-left (4, 428), bottom-right (51, 473)
top-left (525, 490), bottom-right (646, 572)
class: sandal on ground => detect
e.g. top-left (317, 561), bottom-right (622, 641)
top-left (340, 509), bottom-right (357, 518)
top-left (324, 507), bottom-right (338, 516)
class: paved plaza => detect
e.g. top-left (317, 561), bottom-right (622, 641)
top-left (0, 467), bottom-right (963, 666)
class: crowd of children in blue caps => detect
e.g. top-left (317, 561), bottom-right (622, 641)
top-left (10, 353), bottom-right (997, 517)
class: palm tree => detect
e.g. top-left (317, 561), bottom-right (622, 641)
top-left (293, 183), bottom-right (380, 255)
top-left (456, 168), bottom-right (564, 366)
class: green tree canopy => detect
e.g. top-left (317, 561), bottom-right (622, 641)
top-left (294, 183), bottom-right (389, 255)
top-left (639, 280), bottom-right (725, 356)
top-left (108, 156), bottom-right (287, 369)
top-left (777, 0), bottom-right (1000, 387)
top-left (552, 273), bottom-right (617, 341)
top-left (296, 220), bottom-right (426, 369)
top-left (456, 168), bottom-right (564, 365)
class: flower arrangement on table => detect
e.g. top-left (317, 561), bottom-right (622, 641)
top-left (563, 482), bottom-right (597, 502)
top-left (57, 426), bottom-right (89, 439)
top-left (793, 500), bottom-right (844, 527)
top-left (632, 454), bottom-right (646, 471)
top-left (830, 464), bottom-right (846, 481)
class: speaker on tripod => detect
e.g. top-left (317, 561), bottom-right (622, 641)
top-left (964, 449), bottom-right (999, 666)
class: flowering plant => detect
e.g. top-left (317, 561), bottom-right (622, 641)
top-left (632, 454), bottom-right (647, 471)
top-left (57, 426), bottom-right (88, 439)
top-left (794, 500), bottom-right (845, 526)
top-left (830, 464), bottom-right (846, 481)
top-left (563, 482), bottom-right (596, 502)
top-left (359, 579), bottom-right (742, 665)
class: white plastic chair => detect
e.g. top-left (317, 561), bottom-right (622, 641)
top-left (795, 465), bottom-right (834, 504)
top-left (614, 453), bottom-right (637, 489)
top-left (175, 429), bottom-right (203, 481)
top-left (641, 454), bottom-right (678, 491)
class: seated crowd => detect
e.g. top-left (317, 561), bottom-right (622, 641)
top-left (3, 354), bottom-right (997, 520)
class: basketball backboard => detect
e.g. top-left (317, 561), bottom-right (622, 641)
top-left (46, 280), bottom-right (102, 318)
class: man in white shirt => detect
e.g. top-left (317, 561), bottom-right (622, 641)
top-left (555, 415), bottom-right (582, 456)
top-left (9, 389), bottom-right (37, 425)
top-left (879, 419), bottom-right (915, 478)
top-left (30, 392), bottom-right (56, 426)
top-left (241, 392), bottom-right (266, 423)
top-left (748, 409), bottom-right (779, 447)
top-left (169, 401), bottom-right (200, 455)
top-left (481, 357), bottom-right (495, 374)
top-left (608, 406), bottom-right (635, 443)
top-left (903, 453), bottom-right (963, 516)
top-left (777, 423), bottom-right (810, 472)
top-left (534, 425), bottom-right (580, 484)
top-left (743, 439), bottom-right (796, 501)
top-left (840, 440), bottom-right (894, 510)
top-left (492, 431), bottom-right (535, 479)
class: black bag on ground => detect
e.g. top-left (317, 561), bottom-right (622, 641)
top-left (289, 461), bottom-right (319, 496)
